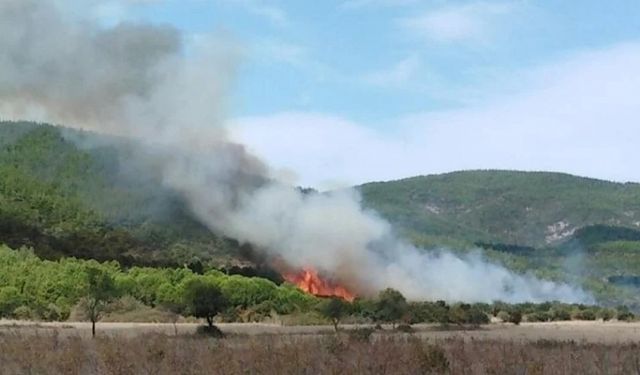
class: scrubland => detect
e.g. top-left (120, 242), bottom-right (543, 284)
top-left (2, 322), bottom-right (640, 374)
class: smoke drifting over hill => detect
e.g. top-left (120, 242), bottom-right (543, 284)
top-left (0, 0), bottom-right (592, 303)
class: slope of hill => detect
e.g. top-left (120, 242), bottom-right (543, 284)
top-left (4, 121), bottom-right (640, 306)
top-left (0, 121), bottom-right (245, 267)
top-left (359, 171), bottom-right (640, 248)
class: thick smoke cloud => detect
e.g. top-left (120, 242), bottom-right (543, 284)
top-left (0, 0), bottom-right (591, 303)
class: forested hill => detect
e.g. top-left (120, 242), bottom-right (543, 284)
top-left (359, 171), bottom-right (640, 248)
top-left (3, 120), bottom-right (640, 265)
top-left (0, 121), bottom-right (247, 268)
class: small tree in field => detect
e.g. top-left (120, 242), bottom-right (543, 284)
top-left (319, 297), bottom-right (351, 332)
top-left (508, 310), bottom-right (522, 325)
top-left (83, 266), bottom-right (118, 338)
top-left (375, 288), bottom-right (408, 328)
top-left (183, 278), bottom-right (228, 332)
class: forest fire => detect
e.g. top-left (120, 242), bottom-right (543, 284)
top-left (283, 268), bottom-right (355, 302)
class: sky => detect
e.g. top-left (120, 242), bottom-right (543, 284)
top-left (74, 0), bottom-right (640, 188)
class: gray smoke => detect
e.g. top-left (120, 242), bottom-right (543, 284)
top-left (0, 0), bottom-right (591, 303)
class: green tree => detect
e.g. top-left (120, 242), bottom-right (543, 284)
top-left (157, 283), bottom-right (184, 335)
top-left (375, 288), bottom-right (408, 328)
top-left (0, 286), bottom-right (22, 317)
top-left (83, 266), bottom-right (118, 337)
top-left (508, 310), bottom-right (522, 325)
top-left (318, 297), bottom-right (351, 331)
top-left (182, 278), bottom-right (228, 329)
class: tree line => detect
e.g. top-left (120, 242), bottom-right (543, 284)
top-left (1, 245), bottom-right (635, 337)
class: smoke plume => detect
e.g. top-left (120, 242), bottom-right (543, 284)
top-left (0, 0), bottom-right (591, 303)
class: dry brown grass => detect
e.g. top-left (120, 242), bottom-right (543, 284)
top-left (2, 328), bottom-right (640, 374)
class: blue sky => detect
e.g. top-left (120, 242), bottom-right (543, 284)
top-left (85, 0), bottom-right (640, 187)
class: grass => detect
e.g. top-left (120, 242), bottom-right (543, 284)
top-left (2, 328), bottom-right (640, 374)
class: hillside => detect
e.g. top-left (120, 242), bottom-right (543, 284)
top-left (0, 121), bottom-right (249, 269)
top-left (359, 171), bottom-right (640, 248)
top-left (3, 120), bottom-right (640, 257)
top-left (4, 121), bottom-right (640, 306)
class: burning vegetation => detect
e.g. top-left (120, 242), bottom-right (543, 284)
top-left (283, 267), bottom-right (356, 302)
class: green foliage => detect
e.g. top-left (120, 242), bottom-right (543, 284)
top-left (182, 278), bottom-right (228, 327)
top-left (0, 286), bottom-right (22, 317)
top-left (0, 121), bottom-right (245, 267)
top-left (7, 122), bottom-right (640, 307)
top-left (318, 297), bottom-right (352, 331)
top-left (8, 122), bottom-right (640, 313)
top-left (572, 225), bottom-right (640, 248)
top-left (0, 245), bottom-right (321, 322)
top-left (359, 170), bottom-right (640, 248)
top-left (549, 306), bottom-right (571, 321)
top-left (83, 266), bottom-right (119, 336)
top-left (571, 308), bottom-right (597, 321)
top-left (615, 305), bottom-right (636, 321)
top-left (375, 288), bottom-right (408, 325)
top-left (508, 310), bottom-right (522, 325)
top-left (448, 303), bottom-right (490, 326)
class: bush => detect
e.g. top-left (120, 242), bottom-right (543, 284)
top-left (0, 287), bottom-right (22, 317)
top-left (508, 310), bottom-right (522, 325)
top-left (375, 289), bottom-right (408, 326)
top-left (597, 309), bottom-right (615, 322)
top-left (550, 307), bottom-right (571, 321)
top-left (41, 303), bottom-right (66, 321)
top-left (448, 303), bottom-right (489, 326)
top-left (12, 305), bottom-right (34, 320)
top-left (467, 308), bottom-right (490, 326)
top-left (496, 310), bottom-right (510, 322)
top-left (571, 309), bottom-right (596, 321)
top-left (526, 311), bottom-right (550, 322)
top-left (617, 311), bottom-right (635, 322)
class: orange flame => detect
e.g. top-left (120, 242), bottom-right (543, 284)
top-left (283, 267), bottom-right (355, 302)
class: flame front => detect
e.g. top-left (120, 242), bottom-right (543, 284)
top-left (283, 267), bottom-right (355, 302)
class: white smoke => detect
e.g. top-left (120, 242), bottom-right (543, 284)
top-left (0, 0), bottom-right (591, 303)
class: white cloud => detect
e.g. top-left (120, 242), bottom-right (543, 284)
top-left (362, 55), bottom-right (422, 88)
top-left (229, 42), bottom-right (640, 187)
top-left (400, 1), bottom-right (517, 44)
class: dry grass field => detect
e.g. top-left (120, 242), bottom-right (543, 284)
top-left (2, 321), bottom-right (640, 374)
top-left (3, 320), bottom-right (640, 343)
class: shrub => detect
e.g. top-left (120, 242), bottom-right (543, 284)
top-left (526, 311), bottom-right (550, 322)
top-left (571, 309), bottom-right (596, 321)
top-left (12, 305), bottom-right (34, 320)
top-left (41, 303), bottom-right (66, 321)
top-left (550, 307), bottom-right (571, 321)
top-left (467, 308), bottom-right (490, 326)
top-left (375, 289), bottom-right (408, 327)
top-left (597, 309), bottom-right (615, 322)
top-left (496, 310), bottom-right (510, 322)
top-left (508, 310), bottom-right (522, 325)
top-left (0, 287), bottom-right (22, 317)
top-left (617, 311), bottom-right (635, 322)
